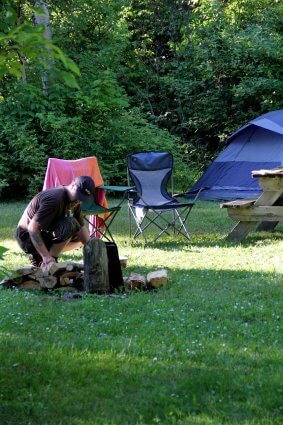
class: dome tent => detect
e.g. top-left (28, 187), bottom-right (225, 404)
top-left (187, 109), bottom-right (283, 201)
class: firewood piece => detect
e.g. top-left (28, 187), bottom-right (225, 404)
top-left (119, 256), bottom-right (128, 268)
top-left (59, 275), bottom-right (78, 286)
top-left (9, 275), bottom-right (24, 285)
top-left (83, 238), bottom-right (109, 294)
top-left (60, 277), bottom-right (71, 286)
top-left (43, 262), bottom-right (68, 275)
top-left (38, 276), bottom-right (58, 289)
top-left (1, 269), bottom-right (40, 287)
top-left (57, 286), bottom-right (79, 292)
top-left (61, 271), bottom-right (80, 278)
top-left (29, 269), bottom-right (45, 279)
top-left (18, 280), bottom-right (41, 290)
top-left (1, 270), bottom-right (33, 286)
top-left (66, 262), bottom-right (84, 271)
top-left (53, 261), bottom-right (84, 272)
top-left (14, 266), bottom-right (36, 276)
top-left (0, 277), bottom-right (15, 288)
top-left (127, 273), bottom-right (146, 290)
top-left (44, 261), bottom-right (84, 275)
top-left (60, 271), bottom-right (80, 279)
top-left (147, 269), bottom-right (168, 288)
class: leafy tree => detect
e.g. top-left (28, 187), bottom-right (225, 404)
top-left (0, 1), bottom-right (188, 197)
top-left (0, 0), bottom-right (282, 199)
top-left (124, 0), bottom-right (283, 168)
top-left (0, 0), bottom-right (80, 88)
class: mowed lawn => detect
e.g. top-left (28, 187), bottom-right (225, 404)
top-left (0, 200), bottom-right (282, 425)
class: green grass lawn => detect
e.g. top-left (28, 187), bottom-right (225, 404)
top-left (0, 200), bottom-right (282, 425)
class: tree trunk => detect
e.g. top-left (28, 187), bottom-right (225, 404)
top-left (34, 0), bottom-right (53, 94)
top-left (15, 4), bottom-right (27, 83)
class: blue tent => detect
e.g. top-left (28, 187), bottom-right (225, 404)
top-left (188, 109), bottom-right (283, 200)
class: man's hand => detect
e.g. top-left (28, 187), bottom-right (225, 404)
top-left (41, 255), bottom-right (56, 271)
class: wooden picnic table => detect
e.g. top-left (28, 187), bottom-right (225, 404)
top-left (220, 168), bottom-right (283, 241)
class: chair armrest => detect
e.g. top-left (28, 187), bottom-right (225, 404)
top-left (174, 187), bottom-right (205, 202)
top-left (96, 185), bottom-right (136, 208)
top-left (97, 185), bottom-right (135, 193)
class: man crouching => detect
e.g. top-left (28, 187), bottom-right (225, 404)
top-left (16, 176), bottom-right (95, 269)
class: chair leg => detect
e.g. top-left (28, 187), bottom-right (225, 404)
top-left (85, 212), bottom-right (118, 243)
top-left (173, 206), bottom-right (194, 240)
top-left (174, 210), bottom-right (191, 240)
top-left (129, 207), bottom-right (148, 242)
top-left (129, 206), bottom-right (194, 243)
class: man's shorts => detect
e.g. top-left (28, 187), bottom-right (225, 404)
top-left (16, 217), bottom-right (82, 256)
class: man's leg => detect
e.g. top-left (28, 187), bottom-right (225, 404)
top-left (52, 225), bottom-right (90, 254)
top-left (49, 222), bottom-right (90, 256)
top-left (49, 238), bottom-right (73, 256)
top-left (16, 230), bottom-right (52, 267)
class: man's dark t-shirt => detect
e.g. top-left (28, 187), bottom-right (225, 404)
top-left (17, 187), bottom-right (85, 242)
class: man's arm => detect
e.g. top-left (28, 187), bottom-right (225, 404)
top-left (78, 224), bottom-right (90, 244)
top-left (27, 219), bottom-right (55, 267)
top-left (60, 224), bottom-right (90, 253)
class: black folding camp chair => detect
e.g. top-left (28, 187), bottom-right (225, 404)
top-left (127, 152), bottom-right (202, 243)
top-left (43, 156), bottom-right (132, 243)
top-left (82, 185), bottom-right (133, 242)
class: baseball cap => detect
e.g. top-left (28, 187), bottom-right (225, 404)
top-left (74, 176), bottom-right (95, 204)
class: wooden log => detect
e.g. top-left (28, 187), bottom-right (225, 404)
top-left (1, 269), bottom-right (37, 286)
top-left (59, 272), bottom-right (82, 286)
top-left (14, 266), bottom-right (37, 276)
top-left (67, 262), bottom-right (84, 271)
top-left (40, 261), bottom-right (84, 275)
top-left (1, 273), bottom-right (38, 288)
top-left (119, 256), bottom-right (128, 268)
top-left (38, 276), bottom-right (58, 289)
top-left (126, 273), bottom-right (146, 290)
top-left (18, 280), bottom-right (41, 290)
top-left (56, 286), bottom-right (79, 293)
top-left (29, 269), bottom-right (45, 279)
top-left (59, 276), bottom-right (72, 286)
top-left (83, 238), bottom-right (109, 294)
top-left (11, 276), bottom-right (24, 285)
top-left (59, 271), bottom-right (80, 279)
top-left (0, 277), bottom-right (15, 288)
top-left (147, 269), bottom-right (168, 288)
top-left (43, 262), bottom-right (64, 275)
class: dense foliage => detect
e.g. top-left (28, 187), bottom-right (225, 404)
top-left (0, 0), bottom-right (282, 199)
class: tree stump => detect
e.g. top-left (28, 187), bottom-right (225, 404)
top-left (83, 238), bottom-right (109, 294)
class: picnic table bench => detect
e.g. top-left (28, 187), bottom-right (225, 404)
top-left (221, 168), bottom-right (283, 241)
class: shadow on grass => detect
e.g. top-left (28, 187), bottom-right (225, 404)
top-left (124, 229), bottom-right (283, 251)
top-left (0, 341), bottom-right (281, 425)
top-left (0, 265), bottom-right (282, 425)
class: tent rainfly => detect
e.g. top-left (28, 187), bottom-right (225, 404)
top-left (187, 109), bottom-right (283, 201)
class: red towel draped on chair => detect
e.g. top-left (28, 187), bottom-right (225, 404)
top-left (43, 157), bottom-right (108, 236)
